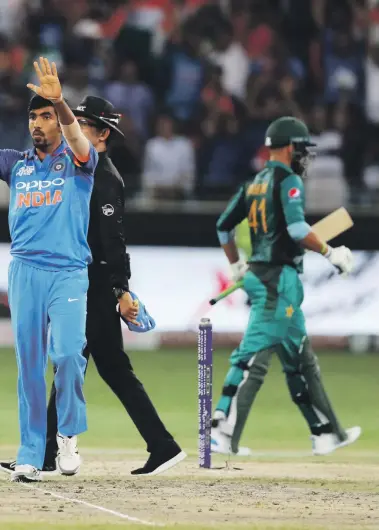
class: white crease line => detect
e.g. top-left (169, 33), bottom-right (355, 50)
top-left (20, 482), bottom-right (163, 527)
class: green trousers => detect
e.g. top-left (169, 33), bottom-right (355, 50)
top-left (215, 264), bottom-right (346, 449)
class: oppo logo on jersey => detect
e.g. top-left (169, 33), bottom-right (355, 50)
top-left (16, 178), bottom-right (64, 192)
top-left (16, 178), bottom-right (64, 208)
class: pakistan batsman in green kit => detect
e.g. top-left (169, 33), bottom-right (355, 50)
top-left (211, 117), bottom-right (361, 457)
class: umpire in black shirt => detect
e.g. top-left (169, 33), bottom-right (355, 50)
top-left (0, 96), bottom-right (186, 477)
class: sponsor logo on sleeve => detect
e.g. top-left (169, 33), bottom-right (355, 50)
top-left (288, 187), bottom-right (301, 200)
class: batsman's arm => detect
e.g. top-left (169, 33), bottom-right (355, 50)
top-left (216, 185), bottom-right (247, 260)
top-left (216, 185), bottom-right (249, 280)
top-left (280, 174), bottom-right (328, 255)
top-left (280, 174), bottom-right (353, 274)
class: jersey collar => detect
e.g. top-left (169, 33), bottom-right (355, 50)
top-left (265, 160), bottom-right (292, 172)
top-left (25, 140), bottom-right (68, 161)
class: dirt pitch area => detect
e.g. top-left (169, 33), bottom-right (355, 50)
top-left (0, 450), bottom-right (378, 530)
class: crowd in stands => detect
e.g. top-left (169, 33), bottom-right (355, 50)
top-left (0, 0), bottom-right (376, 209)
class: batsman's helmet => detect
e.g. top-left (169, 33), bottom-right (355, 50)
top-left (265, 116), bottom-right (316, 176)
top-left (265, 116), bottom-right (315, 149)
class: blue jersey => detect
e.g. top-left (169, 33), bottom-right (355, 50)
top-left (0, 141), bottom-right (98, 270)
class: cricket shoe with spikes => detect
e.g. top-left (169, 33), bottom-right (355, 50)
top-left (10, 464), bottom-right (41, 483)
top-left (312, 426), bottom-right (362, 456)
top-left (0, 458), bottom-right (57, 477)
top-left (211, 425), bottom-right (252, 456)
top-left (56, 434), bottom-right (81, 476)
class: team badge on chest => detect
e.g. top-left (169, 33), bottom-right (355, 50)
top-left (53, 161), bottom-right (65, 172)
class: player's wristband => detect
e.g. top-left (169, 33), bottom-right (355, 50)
top-left (321, 244), bottom-right (332, 258)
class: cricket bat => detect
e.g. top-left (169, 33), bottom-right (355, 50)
top-left (209, 207), bottom-right (353, 305)
top-left (310, 207), bottom-right (353, 243)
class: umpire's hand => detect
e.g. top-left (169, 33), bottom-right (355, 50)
top-left (119, 292), bottom-right (140, 326)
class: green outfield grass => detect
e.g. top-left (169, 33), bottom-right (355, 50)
top-left (0, 347), bottom-right (377, 452)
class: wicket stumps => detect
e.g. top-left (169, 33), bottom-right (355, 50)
top-left (198, 317), bottom-right (213, 468)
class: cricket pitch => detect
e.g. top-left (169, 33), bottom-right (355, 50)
top-left (0, 450), bottom-right (378, 530)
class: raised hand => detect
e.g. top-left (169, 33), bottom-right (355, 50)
top-left (27, 57), bottom-right (62, 103)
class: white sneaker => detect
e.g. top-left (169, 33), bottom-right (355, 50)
top-left (56, 434), bottom-right (81, 476)
top-left (211, 427), bottom-right (252, 456)
top-left (335, 426), bottom-right (362, 451)
top-left (10, 464), bottom-right (41, 483)
top-left (312, 426), bottom-right (362, 456)
top-left (311, 433), bottom-right (336, 455)
top-left (211, 426), bottom-right (232, 454)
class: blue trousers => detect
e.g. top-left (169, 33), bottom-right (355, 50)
top-left (8, 259), bottom-right (88, 469)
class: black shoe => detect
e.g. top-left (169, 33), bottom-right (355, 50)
top-left (0, 460), bottom-right (15, 474)
top-left (131, 443), bottom-right (187, 476)
top-left (1, 458), bottom-right (57, 476)
top-left (1, 462), bottom-right (42, 482)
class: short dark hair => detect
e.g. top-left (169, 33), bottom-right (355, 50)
top-left (28, 95), bottom-right (70, 117)
top-left (28, 95), bottom-right (55, 114)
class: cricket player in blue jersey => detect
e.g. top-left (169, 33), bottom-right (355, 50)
top-left (0, 57), bottom-right (100, 482)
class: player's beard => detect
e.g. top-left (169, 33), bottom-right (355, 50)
top-left (32, 134), bottom-right (49, 152)
top-left (291, 146), bottom-right (315, 178)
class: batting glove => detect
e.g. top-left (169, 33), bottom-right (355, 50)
top-left (230, 259), bottom-right (249, 282)
top-left (324, 245), bottom-right (354, 276)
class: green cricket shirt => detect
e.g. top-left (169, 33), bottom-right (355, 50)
top-left (217, 161), bottom-right (309, 273)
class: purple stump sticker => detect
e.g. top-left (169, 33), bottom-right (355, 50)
top-left (198, 317), bottom-right (213, 468)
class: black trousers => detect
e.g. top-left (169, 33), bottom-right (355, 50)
top-left (45, 263), bottom-right (175, 459)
